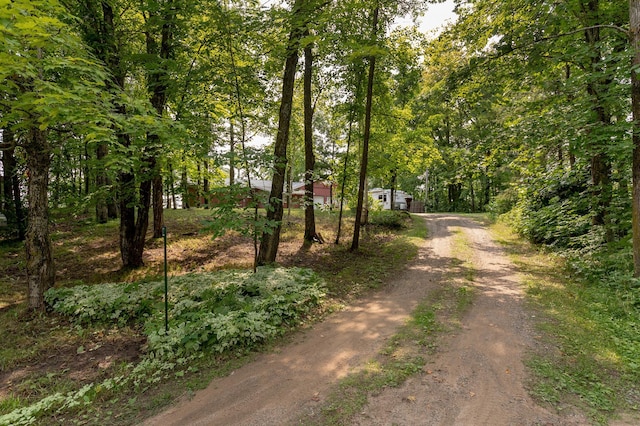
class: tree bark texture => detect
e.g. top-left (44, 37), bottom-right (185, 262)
top-left (152, 162), bottom-right (164, 234)
top-left (584, 0), bottom-right (614, 242)
top-left (118, 126), bottom-right (152, 268)
top-left (229, 119), bottom-right (235, 186)
top-left (303, 36), bottom-right (317, 244)
top-left (146, 0), bottom-right (175, 238)
top-left (24, 127), bottom-right (54, 311)
top-left (257, 0), bottom-right (309, 264)
top-left (95, 141), bottom-right (110, 223)
top-left (390, 170), bottom-right (396, 211)
top-left (630, 0), bottom-right (640, 276)
top-left (351, 5), bottom-right (379, 252)
top-left (1, 130), bottom-right (26, 239)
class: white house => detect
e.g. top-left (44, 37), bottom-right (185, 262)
top-left (369, 188), bottom-right (412, 210)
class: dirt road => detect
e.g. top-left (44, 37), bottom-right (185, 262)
top-left (144, 214), bottom-right (589, 426)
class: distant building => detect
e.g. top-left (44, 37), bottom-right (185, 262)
top-left (369, 188), bottom-right (413, 211)
top-left (187, 179), bottom-right (337, 209)
top-left (289, 181), bottom-right (336, 208)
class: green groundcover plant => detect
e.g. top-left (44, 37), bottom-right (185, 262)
top-left (0, 267), bottom-right (325, 426)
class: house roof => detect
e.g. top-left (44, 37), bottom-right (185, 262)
top-left (225, 178), bottom-right (273, 192)
top-left (249, 180), bottom-right (272, 192)
top-left (228, 179), bottom-right (334, 194)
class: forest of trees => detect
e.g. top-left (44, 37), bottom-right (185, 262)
top-left (1, 0), bottom-right (638, 310)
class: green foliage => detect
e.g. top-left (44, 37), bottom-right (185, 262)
top-left (202, 184), bottom-right (279, 240)
top-left (46, 267), bottom-right (325, 358)
top-left (368, 210), bottom-right (410, 229)
top-left (525, 266), bottom-right (640, 418)
top-left (144, 268), bottom-right (325, 358)
top-left (44, 281), bottom-right (163, 326)
top-left (0, 0), bottom-right (111, 132)
top-left (487, 187), bottom-right (518, 218)
top-left (511, 169), bottom-right (595, 249)
top-left (1, 267), bottom-right (325, 425)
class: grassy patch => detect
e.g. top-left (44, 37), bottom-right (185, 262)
top-left (320, 214), bottom-right (426, 300)
top-left (450, 226), bottom-right (476, 282)
top-left (490, 219), bottom-right (640, 424)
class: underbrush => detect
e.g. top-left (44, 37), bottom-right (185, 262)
top-left (0, 268), bottom-right (325, 426)
top-left (367, 210), bottom-right (411, 229)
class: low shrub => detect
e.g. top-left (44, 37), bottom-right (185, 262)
top-left (45, 281), bottom-right (163, 326)
top-left (487, 187), bottom-right (518, 218)
top-left (1, 268), bottom-right (326, 425)
top-left (368, 210), bottom-right (410, 229)
top-left (45, 267), bottom-right (326, 358)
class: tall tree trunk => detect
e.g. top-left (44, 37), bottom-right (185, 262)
top-left (631, 0), bottom-right (640, 276)
top-left (152, 158), bottom-right (164, 236)
top-left (470, 176), bottom-right (476, 212)
top-left (584, 0), bottom-right (614, 242)
top-left (287, 163), bottom-right (292, 217)
top-left (0, 164), bottom-right (3, 213)
top-left (24, 127), bottom-right (54, 311)
top-left (169, 162), bottom-right (177, 209)
top-left (335, 117), bottom-right (353, 245)
top-left (2, 130), bottom-right (25, 239)
top-left (83, 141), bottom-right (90, 198)
top-left (590, 152), bottom-right (611, 226)
top-left (363, 178), bottom-right (370, 225)
top-left (335, 66), bottom-right (364, 245)
top-left (1, 144), bottom-right (9, 214)
top-left (257, 0), bottom-right (310, 265)
top-left (351, 4), bottom-right (379, 252)
top-left (107, 182), bottom-right (118, 220)
top-left (181, 163), bottom-right (190, 209)
top-left (390, 170), bottom-right (396, 211)
top-left (196, 163), bottom-right (201, 206)
top-left (203, 160), bottom-right (210, 208)
top-left (146, 0), bottom-right (175, 238)
top-left (119, 141), bottom-right (153, 268)
top-left (303, 35), bottom-right (317, 245)
top-left (229, 118), bottom-right (235, 186)
top-left (95, 141), bottom-right (109, 223)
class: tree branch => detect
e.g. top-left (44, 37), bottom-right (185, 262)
top-left (0, 141), bottom-right (16, 151)
top-left (534, 24), bottom-right (629, 44)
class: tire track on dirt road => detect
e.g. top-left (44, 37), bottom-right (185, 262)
top-left (353, 215), bottom-right (590, 426)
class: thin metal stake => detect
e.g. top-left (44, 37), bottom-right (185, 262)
top-left (163, 225), bottom-right (169, 332)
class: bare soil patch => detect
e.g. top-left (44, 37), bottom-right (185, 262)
top-left (0, 326), bottom-right (144, 401)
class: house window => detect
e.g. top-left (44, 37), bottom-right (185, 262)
top-left (378, 194), bottom-right (387, 202)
